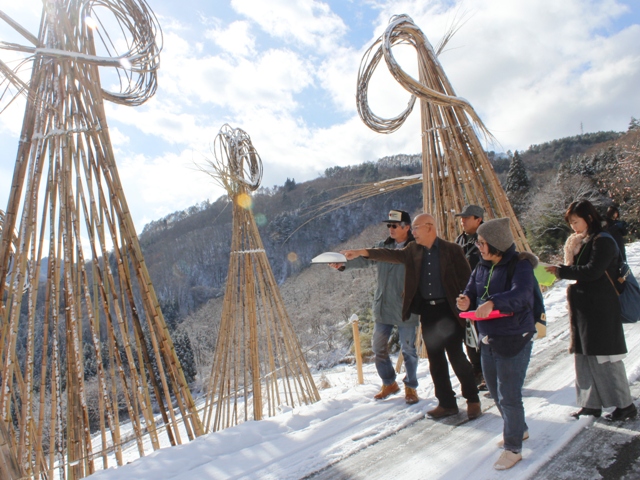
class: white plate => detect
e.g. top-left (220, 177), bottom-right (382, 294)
top-left (311, 252), bottom-right (347, 264)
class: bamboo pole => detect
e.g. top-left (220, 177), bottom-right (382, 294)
top-left (0, 2), bottom-right (202, 478)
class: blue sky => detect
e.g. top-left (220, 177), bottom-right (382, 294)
top-left (0, 0), bottom-right (639, 230)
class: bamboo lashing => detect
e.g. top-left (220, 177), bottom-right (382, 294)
top-left (200, 125), bottom-right (320, 433)
top-left (0, 2), bottom-right (203, 479)
top-left (355, 14), bottom-right (529, 249)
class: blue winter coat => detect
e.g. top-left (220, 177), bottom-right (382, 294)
top-left (463, 245), bottom-right (537, 338)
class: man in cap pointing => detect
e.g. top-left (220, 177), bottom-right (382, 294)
top-left (330, 210), bottom-right (420, 404)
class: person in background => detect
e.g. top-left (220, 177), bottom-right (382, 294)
top-left (546, 200), bottom-right (636, 423)
top-left (457, 218), bottom-right (537, 471)
top-left (455, 204), bottom-right (486, 390)
top-left (342, 213), bottom-right (481, 421)
top-left (605, 205), bottom-right (628, 261)
top-left (330, 210), bottom-right (420, 404)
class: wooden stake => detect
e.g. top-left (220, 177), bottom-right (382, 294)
top-left (350, 315), bottom-right (364, 385)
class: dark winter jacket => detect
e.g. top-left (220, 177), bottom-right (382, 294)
top-left (455, 231), bottom-right (481, 271)
top-left (558, 233), bottom-right (627, 356)
top-left (463, 245), bottom-right (537, 338)
top-left (365, 239), bottom-right (471, 325)
top-left (606, 219), bottom-right (628, 261)
top-left (344, 236), bottom-right (419, 327)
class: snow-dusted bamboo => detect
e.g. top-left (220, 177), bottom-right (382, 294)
top-left (200, 125), bottom-right (319, 433)
top-left (0, 2), bottom-right (203, 478)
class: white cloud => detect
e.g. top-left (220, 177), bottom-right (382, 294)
top-left (230, 0), bottom-right (348, 53)
top-left (154, 30), bottom-right (315, 114)
top-left (117, 150), bottom-right (226, 227)
top-left (205, 20), bottom-right (256, 57)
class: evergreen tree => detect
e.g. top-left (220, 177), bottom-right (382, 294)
top-left (173, 330), bottom-right (197, 384)
top-left (506, 151), bottom-right (531, 193)
top-left (505, 151), bottom-right (531, 216)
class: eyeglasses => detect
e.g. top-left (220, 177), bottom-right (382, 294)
top-left (386, 224), bottom-right (398, 229)
top-left (475, 240), bottom-right (487, 248)
top-left (412, 223), bottom-right (434, 230)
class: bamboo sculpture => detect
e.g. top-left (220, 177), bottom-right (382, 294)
top-left (201, 125), bottom-right (320, 433)
top-left (0, 2), bottom-right (203, 479)
top-left (356, 14), bottom-right (530, 249)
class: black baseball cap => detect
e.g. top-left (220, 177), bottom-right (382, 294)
top-left (383, 210), bottom-right (411, 224)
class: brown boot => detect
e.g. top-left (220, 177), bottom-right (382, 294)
top-left (373, 381), bottom-right (400, 400)
top-left (467, 401), bottom-right (482, 420)
top-left (426, 405), bottom-right (459, 419)
top-left (405, 387), bottom-right (419, 405)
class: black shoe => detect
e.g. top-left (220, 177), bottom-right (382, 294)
top-left (477, 381), bottom-right (488, 391)
top-left (604, 403), bottom-right (638, 421)
top-left (570, 407), bottom-right (602, 419)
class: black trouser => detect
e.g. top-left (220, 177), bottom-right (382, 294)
top-left (420, 302), bottom-right (480, 408)
top-left (466, 342), bottom-right (483, 377)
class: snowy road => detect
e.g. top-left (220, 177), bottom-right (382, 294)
top-left (308, 300), bottom-right (640, 479)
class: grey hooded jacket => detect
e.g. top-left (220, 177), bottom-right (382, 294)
top-left (344, 237), bottom-right (420, 327)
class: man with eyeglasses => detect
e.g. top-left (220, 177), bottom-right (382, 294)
top-left (342, 213), bottom-right (481, 420)
top-left (330, 210), bottom-right (420, 404)
top-left (455, 204), bottom-right (486, 391)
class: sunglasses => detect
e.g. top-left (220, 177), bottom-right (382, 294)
top-left (387, 224), bottom-right (399, 229)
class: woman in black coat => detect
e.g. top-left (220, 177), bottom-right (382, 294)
top-left (546, 200), bottom-right (636, 421)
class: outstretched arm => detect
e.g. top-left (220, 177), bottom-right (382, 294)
top-left (341, 249), bottom-right (369, 260)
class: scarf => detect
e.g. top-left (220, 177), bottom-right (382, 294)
top-left (564, 232), bottom-right (590, 266)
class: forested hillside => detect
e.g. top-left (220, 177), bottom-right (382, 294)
top-left (139, 154), bottom-right (423, 319)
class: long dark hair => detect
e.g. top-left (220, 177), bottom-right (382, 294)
top-left (606, 205), bottom-right (620, 226)
top-left (564, 200), bottom-right (603, 234)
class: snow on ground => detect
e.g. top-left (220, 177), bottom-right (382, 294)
top-left (89, 241), bottom-right (640, 480)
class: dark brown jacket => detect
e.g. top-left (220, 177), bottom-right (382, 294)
top-left (366, 239), bottom-right (472, 325)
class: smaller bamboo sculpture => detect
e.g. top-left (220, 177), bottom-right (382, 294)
top-left (356, 14), bottom-right (529, 250)
top-left (201, 125), bottom-right (319, 433)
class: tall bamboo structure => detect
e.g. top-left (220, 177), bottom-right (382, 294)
top-left (357, 14), bottom-right (529, 250)
top-left (201, 125), bottom-right (319, 433)
top-left (0, 2), bottom-right (203, 479)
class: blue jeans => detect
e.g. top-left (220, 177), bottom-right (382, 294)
top-left (481, 339), bottom-right (532, 453)
top-left (372, 322), bottom-right (418, 389)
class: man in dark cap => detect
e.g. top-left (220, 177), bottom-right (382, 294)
top-left (455, 204), bottom-right (486, 390)
top-left (455, 204), bottom-right (484, 270)
top-left (330, 210), bottom-right (420, 404)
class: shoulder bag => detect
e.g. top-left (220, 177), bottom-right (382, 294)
top-left (605, 264), bottom-right (640, 324)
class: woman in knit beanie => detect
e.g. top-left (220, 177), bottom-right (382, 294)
top-left (457, 217), bottom-right (537, 470)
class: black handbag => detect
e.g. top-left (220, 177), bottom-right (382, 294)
top-left (606, 263), bottom-right (640, 324)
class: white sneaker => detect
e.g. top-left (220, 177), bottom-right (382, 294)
top-left (497, 430), bottom-right (529, 447)
top-left (494, 450), bottom-right (522, 470)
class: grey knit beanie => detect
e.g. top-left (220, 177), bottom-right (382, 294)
top-left (477, 218), bottom-right (514, 253)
